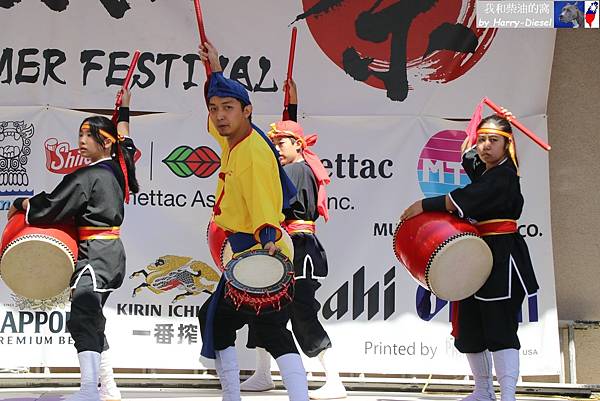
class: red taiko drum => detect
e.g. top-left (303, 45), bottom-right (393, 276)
top-left (393, 211), bottom-right (492, 301)
top-left (1, 212), bottom-right (77, 300)
top-left (206, 219), bottom-right (230, 271)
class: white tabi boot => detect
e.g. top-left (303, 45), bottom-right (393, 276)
top-left (276, 353), bottom-right (309, 401)
top-left (99, 349), bottom-right (121, 401)
top-left (240, 347), bottom-right (275, 391)
top-left (215, 347), bottom-right (241, 401)
top-left (66, 351), bottom-right (101, 401)
top-left (462, 351), bottom-right (496, 401)
top-left (309, 348), bottom-right (347, 399)
top-left (492, 349), bottom-right (519, 401)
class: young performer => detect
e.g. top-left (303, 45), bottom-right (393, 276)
top-left (240, 80), bottom-right (346, 400)
top-left (197, 42), bottom-right (309, 401)
top-left (400, 113), bottom-right (539, 401)
top-left (8, 90), bottom-right (139, 401)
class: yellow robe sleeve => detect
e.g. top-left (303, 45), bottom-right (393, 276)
top-left (239, 158), bottom-right (283, 243)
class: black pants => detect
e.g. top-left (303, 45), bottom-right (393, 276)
top-left (199, 291), bottom-right (299, 359)
top-left (67, 273), bottom-right (111, 353)
top-left (247, 277), bottom-right (332, 358)
top-left (454, 272), bottom-right (526, 353)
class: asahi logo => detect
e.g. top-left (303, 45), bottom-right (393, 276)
top-left (321, 265), bottom-right (540, 323)
top-left (322, 266), bottom-right (396, 321)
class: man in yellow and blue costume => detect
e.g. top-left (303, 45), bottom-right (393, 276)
top-left (198, 42), bottom-right (309, 401)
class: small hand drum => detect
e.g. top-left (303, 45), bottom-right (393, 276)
top-left (1, 212), bottom-right (77, 300)
top-left (222, 249), bottom-right (294, 315)
top-left (207, 219), bottom-right (294, 271)
top-left (393, 211), bottom-right (493, 301)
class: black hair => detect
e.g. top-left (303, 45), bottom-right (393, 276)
top-left (236, 99), bottom-right (252, 123)
top-left (80, 115), bottom-right (140, 194)
top-left (477, 114), bottom-right (512, 134)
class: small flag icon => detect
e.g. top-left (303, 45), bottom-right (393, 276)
top-left (585, 1), bottom-right (599, 27)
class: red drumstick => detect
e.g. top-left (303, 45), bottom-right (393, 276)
top-left (112, 50), bottom-right (141, 124)
top-left (283, 27), bottom-right (298, 120)
top-left (194, 0), bottom-right (211, 77)
top-left (483, 97), bottom-right (551, 151)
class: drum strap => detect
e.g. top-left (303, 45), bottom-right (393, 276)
top-left (476, 219), bottom-right (517, 236)
top-left (283, 220), bottom-right (315, 234)
top-left (78, 226), bottom-right (121, 240)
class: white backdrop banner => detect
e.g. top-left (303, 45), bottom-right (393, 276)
top-left (0, 1), bottom-right (554, 117)
top-left (1, 0), bottom-right (558, 376)
top-left (0, 105), bottom-right (559, 374)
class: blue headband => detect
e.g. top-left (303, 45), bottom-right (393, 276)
top-left (207, 72), bottom-right (251, 106)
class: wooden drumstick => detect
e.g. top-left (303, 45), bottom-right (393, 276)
top-left (483, 97), bottom-right (551, 151)
top-left (112, 50), bottom-right (140, 124)
top-left (193, 0), bottom-right (212, 77)
top-left (283, 27), bottom-right (297, 120)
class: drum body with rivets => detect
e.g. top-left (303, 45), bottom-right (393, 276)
top-left (393, 211), bottom-right (492, 301)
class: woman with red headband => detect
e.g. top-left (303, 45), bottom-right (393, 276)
top-left (241, 80), bottom-right (347, 400)
top-left (400, 113), bottom-right (538, 401)
top-left (8, 90), bottom-right (139, 401)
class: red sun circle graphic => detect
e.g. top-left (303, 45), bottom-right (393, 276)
top-left (299, 0), bottom-right (496, 97)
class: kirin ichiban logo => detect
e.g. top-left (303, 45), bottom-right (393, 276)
top-left (44, 138), bottom-right (141, 174)
top-left (296, 0), bottom-right (496, 101)
top-left (0, 120), bottom-right (34, 189)
top-left (417, 130), bottom-right (469, 197)
top-left (162, 146), bottom-right (220, 178)
top-left (130, 255), bottom-right (220, 303)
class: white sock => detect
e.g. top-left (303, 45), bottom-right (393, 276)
top-left (461, 351), bottom-right (496, 401)
top-left (215, 347), bottom-right (241, 401)
top-left (276, 353), bottom-right (309, 401)
top-left (99, 349), bottom-right (121, 401)
top-left (240, 347), bottom-right (274, 391)
top-left (66, 351), bottom-right (101, 401)
top-left (492, 349), bottom-right (519, 401)
top-left (309, 348), bottom-right (347, 400)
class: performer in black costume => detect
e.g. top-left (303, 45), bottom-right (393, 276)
top-left (9, 90), bottom-right (139, 401)
top-left (401, 113), bottom-right (538, 401)
top-left (241, 80), bottom-right (347, 400)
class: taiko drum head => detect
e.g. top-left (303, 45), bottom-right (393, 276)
top-left (223, 249), bottom-right (294, 315)
top-left (426, 233), bottom-right (493, 301)
top-left (1, 213), bottom-right (76, 300)
top-left (225, 250), bottom-right (291, 293)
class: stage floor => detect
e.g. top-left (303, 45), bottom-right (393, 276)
top-left (0, 388), bottom-right (583, 401)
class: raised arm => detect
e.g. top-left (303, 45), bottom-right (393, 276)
top-left (285, 78), bottom-right (298, 122)
top-left (199, 42), bottom-right (227, 148)
top-left (199, 41), bottom-right (222, 73)
top-left (117, 89), bottom-right (131, 138)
